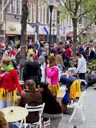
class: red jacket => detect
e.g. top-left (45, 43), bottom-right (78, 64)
top-left (65, 48), bottom-right (72, 58)
top-left (0, 69), bottom-right (22, 93)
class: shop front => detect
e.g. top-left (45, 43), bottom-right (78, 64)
top-left (38, 25), bottom-right (48, 42)
top-left (6, 21), bottom-right (35, 43)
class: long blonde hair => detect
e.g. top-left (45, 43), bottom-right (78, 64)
top-left (27, 49), bottom-right (35, 62)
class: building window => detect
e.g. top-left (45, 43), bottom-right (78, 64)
top-left (32, 3), bottom-right (36, 23)
top-left (38, 7), bottom-right (40, 22)
top-left (43, 8), bottom-right (45, 23)
top-left (11, 0), bottom-right (16, 14)
top-left (7, 3), bottom-right (12, 13)
top-left (7, 0), bottom-right (22, 15)
top-left (0, 1), bottom-right (2, 20)
top-left (28, 4), bottom-right (32, 23)
top-left (40, 7), bottom-right (42, 23)
top-left (17, 0), bottom-right (22, 15)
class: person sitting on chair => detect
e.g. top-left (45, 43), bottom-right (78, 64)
top-left (18, 79), bottom-right (42, 123)
top-left (38, 82), bottom-right (63, 128)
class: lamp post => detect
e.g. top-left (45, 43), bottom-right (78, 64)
top-left (48, 0), bottom-right (56, 55)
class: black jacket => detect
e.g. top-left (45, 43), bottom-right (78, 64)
top-left (42, 88), bottom-right (62, 114)
top-left (23, 60), bottom-right (41, 84)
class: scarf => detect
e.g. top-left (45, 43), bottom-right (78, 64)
top-left (1, 65), bottom-right (14, 72)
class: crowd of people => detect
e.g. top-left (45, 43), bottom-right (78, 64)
top-left (0, 39), bottom-right (96, 128)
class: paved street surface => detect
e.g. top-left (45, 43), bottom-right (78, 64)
top-left (59, 88), bottom-right (96, 128)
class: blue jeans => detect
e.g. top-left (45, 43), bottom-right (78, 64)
top-left (0, 100), bottom-right (13, 109)
top-left (57, 64), bottom-right (63, 72)
top-left (8, 122), bottom-right (34, 128)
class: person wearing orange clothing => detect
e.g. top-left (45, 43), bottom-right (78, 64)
top-left (0, 57), bottom-right (24, 109)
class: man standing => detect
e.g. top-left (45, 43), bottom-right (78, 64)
top-left (75, 52), bottom-right (87, 80)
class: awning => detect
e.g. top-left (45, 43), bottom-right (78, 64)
top-left (6, 21), bottom-right (35, 35)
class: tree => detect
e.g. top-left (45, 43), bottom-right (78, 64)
top-left (20, 0), bottom-right (28, 65)
top-left (61, 0), bottom-right (96, 54)
top-left (20, 0), bottom-right (28, 79)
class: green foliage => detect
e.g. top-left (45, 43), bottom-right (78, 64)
top-left (69, 61), bottom-right (72, 67)
top-left (92, 60), bottom-right (96, 65)
top-left (38, 1), bottom-right (45, 7)
top-left (61, 0), bottom-right (96, 21)
top-left (61, 0), bottom-right (96, 52)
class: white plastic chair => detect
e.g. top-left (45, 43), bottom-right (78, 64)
top-left (79, 79), bottom-right (87, 85)
top-left (43, 118), bottom-right (50, 128)
top-left (68, 91), bottom-right (86, 123)
top-left (19, 103), bottom-right (45, 128)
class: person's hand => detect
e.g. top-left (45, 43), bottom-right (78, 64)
top-left (21, 90), bottom-right (25, 96)
top-left (73, 73), bottom-right (79, 78)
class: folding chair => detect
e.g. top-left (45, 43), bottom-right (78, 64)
top-left (68, 91), bottom-right (86, 123)
top-left (19, 103), bottom-right (45, 128)
top-left (43, 118), bottom-right (50, 128)
top-left (79, 79), bottom-right (87, 91)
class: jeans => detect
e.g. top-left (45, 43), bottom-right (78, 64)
top-left (57, 64), bottom-right (63, 72)
top-left (8, 122), bottom-right (35, 128)
top-left (0, 100), bottom-right (13, 109)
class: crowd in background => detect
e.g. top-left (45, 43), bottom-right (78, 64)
top-left (0, 39), bottom-right (96, 128)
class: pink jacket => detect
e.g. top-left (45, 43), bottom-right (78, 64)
top-left (46, 66), bottom-right (59, 85)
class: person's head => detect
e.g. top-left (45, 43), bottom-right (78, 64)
top-left (38, 56), bottom-right (45, 64)
top-left (65, 45), bottom-right (69, 49)
top-left (38, 82), bottom-right (48, 92)
top-left (76, 52), bottom-right (82, 58)
top-left (1, 56), bottom-right (11, 68)
top-left (25, 79), bottom-right (36, 91)
top-left (27, 48), bottom-right (35, 61)
top-left (48, 55), bottom-right (56, 67)
top-left (0, 111), bottom-right (8, 128)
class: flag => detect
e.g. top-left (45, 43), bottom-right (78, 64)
top-left (44, 26), bottom-right (48, 35)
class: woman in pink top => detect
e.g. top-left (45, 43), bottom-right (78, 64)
top-left (46, 55), bottom-right (60, 97)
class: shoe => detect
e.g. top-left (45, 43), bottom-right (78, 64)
top-left (63, 110), bottom-right (72, 115)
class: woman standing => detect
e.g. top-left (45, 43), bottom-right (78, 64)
top-left (46, 55), bottom-right (60, 97)
top-left (56, 52), bottom-right (64, 73)
top-left (23, 49), bottom-right (41, 85)
top-left (0, 57), bottom-right (23, 109)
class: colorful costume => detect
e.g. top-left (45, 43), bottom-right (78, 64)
top-left (0, 65), bottom-right (22, 109)
top-left (46, 66), bottom-right (60, 97)
top-left (60, 73), bottom-right (81, 102)
top-left (60, 73), bottom-right (81, 113)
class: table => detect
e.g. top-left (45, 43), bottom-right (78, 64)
top-left (1, 106), bottom-right (28, 123)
